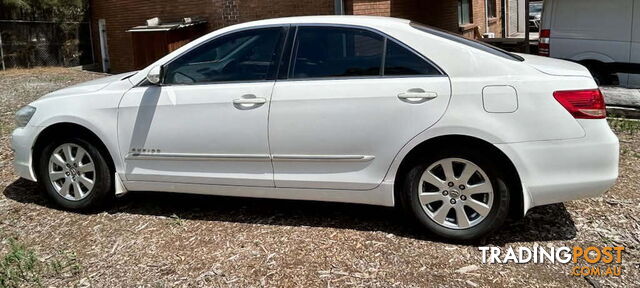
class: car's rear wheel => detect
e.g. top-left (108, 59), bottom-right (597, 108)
top-left (402, 148), bottom-right (510, 241)
top-left (38, 137), bottom-right (113, 211)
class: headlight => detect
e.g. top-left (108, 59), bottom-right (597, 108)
top-left (15, 105), bottom-right (36, 128)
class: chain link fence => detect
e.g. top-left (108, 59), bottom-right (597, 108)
top-left (0, 20), bottom-right (94, 70)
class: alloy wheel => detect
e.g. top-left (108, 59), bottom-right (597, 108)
top-left (417, 158), bottom-right (494, 229)
top-left (48, 143), bottom-right (96, 201)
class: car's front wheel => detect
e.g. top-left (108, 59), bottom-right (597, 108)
top-left (403, 148), bottom-right (511, 241)
top-left (38, 137), bottom-right (113, 211)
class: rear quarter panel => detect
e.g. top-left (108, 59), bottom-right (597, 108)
top-left (376, 20), bottom-right (597, 186)
top-left (382, 21), bottom-right (594, 143)
top-left (390, 73), bottom-right (596, 155)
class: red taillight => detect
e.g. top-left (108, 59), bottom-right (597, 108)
top-left (553, 89), bottom-right (606, 119)
top-left (539, 29), bottom-right (550, 56)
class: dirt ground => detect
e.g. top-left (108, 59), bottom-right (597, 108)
top-left (0, 67), bottom-right (639, 287)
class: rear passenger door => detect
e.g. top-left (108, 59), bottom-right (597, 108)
top-left (269, 25), bottom-right (451, 190)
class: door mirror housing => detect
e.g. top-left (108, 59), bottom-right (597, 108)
top-left (146, 65), bottom-right (162, 85)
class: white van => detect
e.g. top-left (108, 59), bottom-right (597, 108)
top-left (540, 0), bottom-right (640, 88)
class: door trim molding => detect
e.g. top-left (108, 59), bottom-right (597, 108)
top-left (125, 153), bottom-right (375, 162)
top-left (271, 154), bottom-right (375, 162)
top-left (125, 152), bottom-right (271, 161)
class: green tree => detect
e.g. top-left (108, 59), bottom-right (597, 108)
top-left (1, 0), bottom-right (86, 20)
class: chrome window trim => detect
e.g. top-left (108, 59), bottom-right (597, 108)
top-left (137, 22), bottom-right (449, 87)
top-left (138, 79), bottom-right (276, 88)
top-left (278, 74), bottom-right (447, 83)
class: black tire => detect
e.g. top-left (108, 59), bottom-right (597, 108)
top-left (37, 137), bottom-right (113, 211)
top-left (401, 146), bottom-right (511, 241)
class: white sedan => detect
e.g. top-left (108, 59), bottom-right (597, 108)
top-left (11, 16), bottom-right (619, 240)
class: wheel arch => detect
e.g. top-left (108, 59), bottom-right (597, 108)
top-left (568, 51), bottom-right (616, 64)
top-left (32, 122), bottom-right (116, 181)
top-left (392, 134), bottom-right (524, 220)
top-left (572, 58), bottom-right (619, 86)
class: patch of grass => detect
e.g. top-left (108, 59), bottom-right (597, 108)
top-left (0, 237), bottom-right (83, 288)
top-left (0, 238), bottom-right (42, 287)
top-left (48, 250), bottom-right (82, 277)
top-left (169, 214), bottom-right (184, 227)
top-left (608, 117), bottom-right (640, 135)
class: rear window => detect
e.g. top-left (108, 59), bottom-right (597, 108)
top-left (384, 41), bottom-right (441, 76)
top-left (410, 22), bottom-right (524, 62)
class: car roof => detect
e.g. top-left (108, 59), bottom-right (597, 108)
top-left (230, 15), bottom-right (411, 29)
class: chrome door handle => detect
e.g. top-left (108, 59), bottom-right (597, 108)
top-left (233, 98), bottom-right (267, 104)
top-left (398, 91), bottom-right (438, 103)
top-left (233, 94), bottom-right (266, 109)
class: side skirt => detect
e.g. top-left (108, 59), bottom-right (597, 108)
top-left (122, 180), bottom-right (395, 207)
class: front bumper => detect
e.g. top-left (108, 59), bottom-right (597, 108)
top-left (11, 126), bottom-right (39, 181)
top-left (496, 120), bottom-right (619, 214)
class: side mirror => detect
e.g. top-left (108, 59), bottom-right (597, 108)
top-left (146, 65), bottom-right (162, 85)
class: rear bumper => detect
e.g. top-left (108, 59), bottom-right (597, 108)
top-left (496, 119), bottom-right (619, 214)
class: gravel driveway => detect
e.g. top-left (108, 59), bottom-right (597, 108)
top-left (1, 68), bottom-right (639, 287)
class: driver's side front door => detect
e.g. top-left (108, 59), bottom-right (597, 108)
top-left (117, 26), bottom-right (287, 187)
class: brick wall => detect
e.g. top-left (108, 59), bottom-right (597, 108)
top-left (344, 0), bottom-right (391, 16)
top-left (468, 0), bottom-right (502, 38)
top-left (344, 0), bottom-right (502, 39)
top-left (222, 0), bottom-right (241, 25)
top-left (91, 0), bottom-right (334, 73)
top-left (391, 0), bottom-right (419, 19)
top-left (239, 0), bottom-right (333, 22)
top-left (91, 0), bottom-right (222, 73)
top-left (344, 0), bottom-right (392, 16)
top-left (406, 0), bottom-right (502, 38)
top-left (414, 0), bottom-right (459, 32)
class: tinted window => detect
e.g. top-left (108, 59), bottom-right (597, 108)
top-left (164, 28), bottom-right (283, 84)
top-left (411, 22), bottom-right (524, 62)
top-left (291, 27), bottom-right (384, 78)
top-left (384, 41), bottom-right (440, 76)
